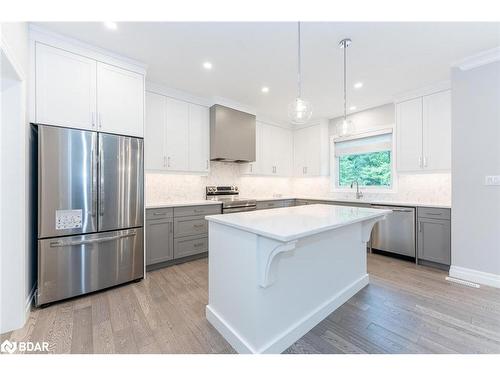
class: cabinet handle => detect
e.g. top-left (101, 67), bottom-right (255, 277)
top-left (418, 221), bottom-right (422, 232)
top-left (153, 212), bottom-right (167, 216)
top-left (169, 222), bottom-right (173, 234)
top-left (193, 242), bottom-right (204, 248)
top-left (167, 156), bottom-right (171, 168)
top-left (193, 224), bottom-right (204, 228)
top-left (423, 157), bottom-right (428, 168)
top-left (206, 159), bottom-right (209, 170)
top-left (91, 112), bottom-right (95, 128)
top-left (418, 156), bottom-right (422, 168)
top-left (250, 164), bottom-right (253, 172)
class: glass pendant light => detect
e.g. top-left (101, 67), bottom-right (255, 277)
top-left (288, 22), bottom-right (312, 124)
top-left (336, 38), bottom-right (355, 137)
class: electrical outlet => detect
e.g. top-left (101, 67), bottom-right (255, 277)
top-left (485, 175), bottom-right (500, 186)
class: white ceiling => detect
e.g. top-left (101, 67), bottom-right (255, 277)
top-left (34, 22), bottom-right (500, 124)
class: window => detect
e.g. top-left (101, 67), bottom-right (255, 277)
top-left (332, 131), bottom-right (394, 190)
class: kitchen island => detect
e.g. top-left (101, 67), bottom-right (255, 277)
top-left (205, 204), bottom-right (389, 354)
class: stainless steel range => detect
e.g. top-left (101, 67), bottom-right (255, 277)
top-left (206, 186), bottom-right (256, 214)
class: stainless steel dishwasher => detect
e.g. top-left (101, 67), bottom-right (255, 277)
top-left (370, 205), bottom-right (416, 259)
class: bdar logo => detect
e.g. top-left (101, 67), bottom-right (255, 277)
top-left (1, 340), bottom-right (17, 354)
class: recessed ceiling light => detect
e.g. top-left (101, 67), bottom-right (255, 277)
top-left (203, 61), bottom-right (213, 70)
top-left (261, 86), bottom-right (269, 93)
top-left (353, 82), bottom-right (363, 89)
top-left (103, 22), bottom-right (118, 30)
top-left (349, 106), bottom-right (357, 111)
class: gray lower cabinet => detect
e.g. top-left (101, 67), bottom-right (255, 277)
top-left (146, 216), bottom-right (173, 266)
top-left (146, 204), bottom-right (221, 269)
top-left (417, 207), bottom-right (451, 266)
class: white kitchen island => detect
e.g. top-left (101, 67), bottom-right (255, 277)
top-left (205, 204), bottom-right (389, 354)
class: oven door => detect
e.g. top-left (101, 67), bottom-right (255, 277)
top-left (223, 206), bottom-right (256, 214)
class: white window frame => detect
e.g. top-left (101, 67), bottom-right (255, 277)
top-left (330, 127), bottom-right (398, 193)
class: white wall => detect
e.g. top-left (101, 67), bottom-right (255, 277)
top-left (0, 22), bottom-right (32, 333)
top-left (450, 59), bottom-right (500, 287)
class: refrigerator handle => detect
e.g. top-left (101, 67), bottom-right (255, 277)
top-left (91, 142), bottom-right (97, 217)
top-left (99, 137), bottom-right (104, 217)
top-left (49, 232), bottom-right (137, 247)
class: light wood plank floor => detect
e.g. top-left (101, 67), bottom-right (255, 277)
top-left (2, 254), bottom-right (500, 354)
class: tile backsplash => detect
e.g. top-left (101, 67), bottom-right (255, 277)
top-left (146, 162), bottom-right (451, 206)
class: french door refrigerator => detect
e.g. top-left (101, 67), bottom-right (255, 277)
top-left (35, 124), bottom-right (144, 306)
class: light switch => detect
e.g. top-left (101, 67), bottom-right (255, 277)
top-left (485, 176), bottom-right (500, 186)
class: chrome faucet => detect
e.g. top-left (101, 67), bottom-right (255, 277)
top-left (350, 180), bottom-right (363, 199)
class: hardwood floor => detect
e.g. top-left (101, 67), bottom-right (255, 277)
top-left (2, 253), bottom-right (500, 354)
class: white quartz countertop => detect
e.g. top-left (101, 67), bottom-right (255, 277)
top-left (205, 204), bottom-right (390, 242)
top-left (145, 200), bottom-right (222, 209)
top-left (253, 196), bottom-right (451, 209)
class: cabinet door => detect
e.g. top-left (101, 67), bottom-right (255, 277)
top-left (261, 123), bottom-right (277, 175)
top-left (423, 90), bottom-right (451, 171)
top-left (417, 218), bottom-right (451, 265)
top-left (145, 92), bottom-right (166, 170)
top-left (97, 62), bottom-right (144, 137)
top-left (188, 104), bottom-right (210, 172)
top-left (293, 127), bottom-right (308, 176)
top-left (165, 97), bottom-right (189, 171)
top-left (35, 43), bottom-right (96, 130)
top-left (275, 126), bottom-right (292, 176)
top-left (305, 125), bottom-right (321, 176)
top-left (240, 122), bottom-right (263, 175)
top-left (397, 98), bottom-right (423, 172)
top-left (146, 218), bottom-right (173, 265)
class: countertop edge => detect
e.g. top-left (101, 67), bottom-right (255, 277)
top-left (206, 208), bottom-right (390, 242)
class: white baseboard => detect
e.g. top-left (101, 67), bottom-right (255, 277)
top-left (449, 266), bottom-right (500, 288)
top-left (206, 274), bottom-right (369, 354)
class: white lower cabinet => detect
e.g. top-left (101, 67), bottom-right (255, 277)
top-left (145, 92), bottom-right (209, 173)
top-left (396, 90), bottom-right (451, 172)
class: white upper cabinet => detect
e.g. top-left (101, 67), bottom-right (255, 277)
top-left (396, 90), bottom-right (451, 172)
top-left (165, 97), bottom-right (189, 171)
top-left (145, 92), bottom-right (210, 173)
top-left (145, 91), bottom-right (166, 170)
top-left (397, 97), bottom-right (423, 172)
top-left (188, 104), bottom-right (210, 173)
top-left (35, 43), bottom-right (97, 130)
top-left (240, 122), bottom-right (263, 175)
top-left (34, 41), bottom-right (145, 137)
top-left (260, 123), bottom-right (292, 176)
top-left (96, 62), bottom-right (144, 137)
top-left (423, 91), bottom-right (451, 171)
top-left (293, 122), bottom-right (329, 177)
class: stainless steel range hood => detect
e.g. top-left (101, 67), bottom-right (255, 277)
top-left (210, 104), bottom-right (256, 162)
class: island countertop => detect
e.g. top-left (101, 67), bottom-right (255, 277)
top-left (205, 204), bottom-right (390, 242)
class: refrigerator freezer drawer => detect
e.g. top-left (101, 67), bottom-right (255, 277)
top-left (37, 228), bottom-right (144, 305)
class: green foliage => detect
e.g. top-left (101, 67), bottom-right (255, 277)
top-left (338, 151), bottom-right (391, 187)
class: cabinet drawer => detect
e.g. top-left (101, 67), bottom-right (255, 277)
top-left (173, 204), bottom-right (221, 217)
top-left (256, 200), bottom-right (284, 210)
top-left (418, 207), bottom-right (450, 220)
top-left (174, 216), bottom-right (207, 238)
top-left (174, 235), bottom-right (208, 258)
top-left (146, 207), bottom-right (173, 220)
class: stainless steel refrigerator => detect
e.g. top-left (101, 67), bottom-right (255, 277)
top-left (34, 124), bottom-right (144, 306)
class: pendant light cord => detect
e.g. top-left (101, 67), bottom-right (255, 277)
top-left (343, 40), bottom-right (347, 121)
top-left (297, 21), bottom-right (302, 99)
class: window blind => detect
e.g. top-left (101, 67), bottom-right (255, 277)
top-left (334, 132), bottom-right (392, 157)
